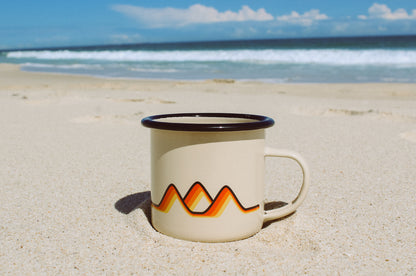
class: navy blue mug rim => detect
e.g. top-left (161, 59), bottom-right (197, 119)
top-left (141, 113), bottom-right (275, 132)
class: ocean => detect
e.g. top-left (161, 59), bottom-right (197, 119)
top-left (1, 35), bottom-right (416, 83)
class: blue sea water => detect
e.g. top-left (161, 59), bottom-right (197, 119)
top-left (1, 35), bottom-right (416, 83)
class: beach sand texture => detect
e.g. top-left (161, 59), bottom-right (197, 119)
top-left (1, 64), bottom-right (415, 274)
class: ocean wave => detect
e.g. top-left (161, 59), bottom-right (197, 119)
top-left (129, 67), bottom-right (179, 73)
top-left (21, 62), bottom-right (103, 70)
top-left (7, 49), bottom-right (416, 66)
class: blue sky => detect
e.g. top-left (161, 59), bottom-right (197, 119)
top-left (1, 0), bottom-right (416, 49)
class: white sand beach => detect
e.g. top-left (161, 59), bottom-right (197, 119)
top-left (1, 63), bottom-right (415, 274)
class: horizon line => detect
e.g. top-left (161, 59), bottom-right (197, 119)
top-left (1, 34), bottom-right (416, 52)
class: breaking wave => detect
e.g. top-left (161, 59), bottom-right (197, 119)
top-left (7, 48), bottom-right (416, 66)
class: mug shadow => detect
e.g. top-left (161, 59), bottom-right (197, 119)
top-left (114, 193), bottom-right (293, 229)
top-left (114, 191), bottom-right (151, 224)
top-left (262, 201), bottom-right (295, 229)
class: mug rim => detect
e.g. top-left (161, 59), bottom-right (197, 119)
top-left (141, 113), bottom-right (275, 132)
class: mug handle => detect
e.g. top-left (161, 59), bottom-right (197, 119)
top-left (263, 147), bottom-right (310, 222)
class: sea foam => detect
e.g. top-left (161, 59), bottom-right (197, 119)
top-left (7, 49), bottom-right (416, 66)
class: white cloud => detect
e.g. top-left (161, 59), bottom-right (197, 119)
top-left (276, 9), bottom-right (329, 26)
top-left (359, 3), bottom-right (416, 20)
top-left (112, 4), bottom-right (273, 28)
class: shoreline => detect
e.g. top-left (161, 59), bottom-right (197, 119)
top-left (1, 62), bottom-right (415, 274)
top-left (18, 65), bottom-right (416, 86)
top-left (2, 63), bottom-right (416, 100)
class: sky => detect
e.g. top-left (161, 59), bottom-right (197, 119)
top-left (1, 0), bottom-right (416, 49)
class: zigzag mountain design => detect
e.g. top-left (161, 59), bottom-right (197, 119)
top-left (152, 182), bottom-right (259, 218)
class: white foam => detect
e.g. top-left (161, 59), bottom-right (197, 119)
top-left (129, 67), bottom-right (178, 73)
top-left (21, 62), bottom-right (102, 70)
top-left (7, 49), bottom-right (416, 66)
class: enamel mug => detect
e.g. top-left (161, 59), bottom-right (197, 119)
top-left (141, 113), bottom-right (309, 242)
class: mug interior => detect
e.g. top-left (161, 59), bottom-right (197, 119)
top-left (156, 117), bottom-right (257, 124)
top-left (141, 113), bottom-right (274, 132)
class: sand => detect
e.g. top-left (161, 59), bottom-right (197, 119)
top-left (1, 63), bottom-right (415, 274)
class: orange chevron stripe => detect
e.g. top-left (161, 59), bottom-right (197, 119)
top-left (152, 182), bottom-right (259, 218)
top-left (183, 183), bottom-right (213, 211)
top-left (204, 188), bottom-right (233, 217)
top-left (155, 185), bottom-right (179, 213)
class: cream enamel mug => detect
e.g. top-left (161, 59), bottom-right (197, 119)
top-left (141, 113), bottom-right (309, 242)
